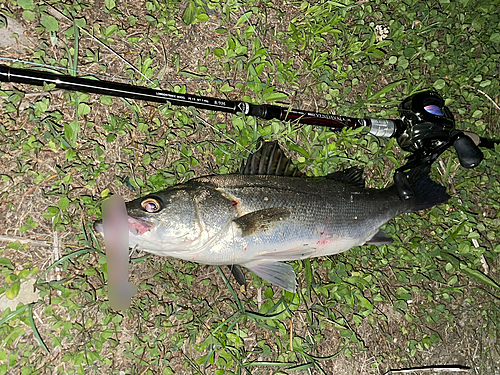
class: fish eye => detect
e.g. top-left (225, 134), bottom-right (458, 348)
top-left (141, 197), bottom-right (161, 213)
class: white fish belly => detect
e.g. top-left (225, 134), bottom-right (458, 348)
top-left (184, 220), bottom-right (380, 266)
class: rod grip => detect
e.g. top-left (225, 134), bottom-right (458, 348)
top-left (0, 65), bottom-right (10, 82)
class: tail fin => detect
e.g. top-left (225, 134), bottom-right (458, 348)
top-left (402, 167), bottom-right (450, 213)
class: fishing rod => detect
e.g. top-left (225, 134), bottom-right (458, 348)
top-left (0, 64), bottom-right (497, 199)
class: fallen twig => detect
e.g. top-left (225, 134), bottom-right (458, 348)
top-left (0, 234), bottom-right (50, 247)
top-left (384, 365), bottom-right (470, 375)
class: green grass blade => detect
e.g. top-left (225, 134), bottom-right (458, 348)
top-left (287, 362), bottom-right (315, 371)
top-left (216, 265), bottom-right (244, 311)
top-left (242, 361), bottom-right (296, 367)
top-left (304, 258), bottom-right (313, 298)
top-left (461, 265), bottom-right (500, 290)
top-left (28, 303), bottom-right (49, 353)
top-left (244, 309), bottom-right (286, 321)
top-left (0, 303), bottom-right (30, 325)
top-left (36, 248), bottom-right (96, 282)
top-left (366, 80), bottom-right (404, 102)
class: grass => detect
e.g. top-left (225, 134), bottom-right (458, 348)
top-left (0, 0), bottom-right (499, 374)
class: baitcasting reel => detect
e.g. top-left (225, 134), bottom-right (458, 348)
top-left (392, 91), bottom-right (484, 200)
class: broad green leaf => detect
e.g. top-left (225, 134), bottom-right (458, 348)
top-left (236, 11), bottom-right (252, 27)
top-left (472, 110), bottom-right (483, 118)
top-left (263, 92), bottom-right (288, 102)
top-left (78, 102), bottom-right (91, 116)
top-left (213, 48), bottom-right (225, 58)
top-left (6, 281), bottom-right (20, 299)
top-left (393, 300), bottom-right (407, 310)
top-left (105, 24), bottom-right (118, 36)
top-left (5, 273), bottom-right (18, 283)
top-left (64, 121), bottom-right (80, 146)
top-left (0, 258), bottom-right (14, 269)
top-left (357, 295), bottom-right (373, 310)
top-left (58, 197), bottom-right (70, 210)
top-left (490, 33), bottom-right (500, 43)
top-left (220, 83), bottom-right (234, 93)
top-left (397, 56), bottom-right (409, 69)
top-left (100, 95), bottom-right (113, 105)
top-left (105, 0), bottom-right (116, 10)
top-left (22, 10), bottom-right (35, 21)
top-left (433, 79), bottom-right (446, 90)
top-left (142, 153), bottom-right (151, 165)
top-left (74, 18), bottom-right (86, 28)
top-left (17, 0), bottom-right (34, 10)
top-left (197, 13), bottom-right (209, 22)
top-left (183, 2), bottom-right (196, 25)
top-left (18, 269), bottom-right (29, 279)
top-left (40, 14), bottom-right (59, 32)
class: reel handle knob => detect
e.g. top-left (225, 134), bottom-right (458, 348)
top-left (453, 131), bottom-right (484, 168)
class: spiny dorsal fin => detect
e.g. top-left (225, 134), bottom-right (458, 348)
top-left (327, 167), bottom-right (365, 188)
top-left (239, 140), bottom-right (303, 177)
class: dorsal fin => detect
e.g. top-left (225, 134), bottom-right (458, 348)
top-left (239, 140), bottom-right (303, 177)
top-left (327, 167), bottom-right (365, 188)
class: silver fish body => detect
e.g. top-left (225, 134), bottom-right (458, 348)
top-left (114, 169), bottom-right (448, 292)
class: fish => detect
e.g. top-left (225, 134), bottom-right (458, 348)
top-left (95, 141), bottom-right (449, 292)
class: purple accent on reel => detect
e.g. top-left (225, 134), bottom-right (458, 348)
top-left (424, 104), bottom-right (444, 116)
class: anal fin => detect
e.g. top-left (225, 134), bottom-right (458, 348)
top-left (365, 229), bottom-right (393, 245)
top-left (244, 261), bottom-right (297, 293)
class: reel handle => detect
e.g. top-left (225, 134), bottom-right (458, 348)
top-left (453, 131), bottom-right (484, 168)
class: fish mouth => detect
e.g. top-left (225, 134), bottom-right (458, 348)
top-left (93, 216), bottom-right (155, 236)
top-left (127, 216), bottom-right (155, 235)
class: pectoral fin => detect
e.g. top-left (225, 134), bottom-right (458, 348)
top-left (234, 207), bottom-right (291, 237)
top-left (244, 261), bottom-right (297, 293)
top-left (365, 229), bottom-right (393, 245)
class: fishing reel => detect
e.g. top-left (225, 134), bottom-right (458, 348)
top-left (393, 90), bottom-right (484, 200)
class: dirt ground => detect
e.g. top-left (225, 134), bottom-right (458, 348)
top-left (1, 1), bottom-right (499, 375)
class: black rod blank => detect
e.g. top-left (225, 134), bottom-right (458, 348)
top-left (0, 64), bottom-right (396, 136)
